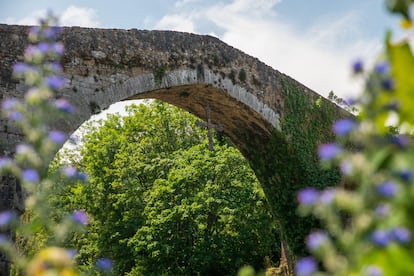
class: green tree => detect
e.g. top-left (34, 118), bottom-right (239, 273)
top-left (50, 101), bottom-right (278, 274)
top-left (129, 143), bottom-right (277, 275)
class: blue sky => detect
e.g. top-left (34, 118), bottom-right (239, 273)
top-left (0, 0), bottom-right (403, 99)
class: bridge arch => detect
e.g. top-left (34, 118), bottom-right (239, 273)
top-left (0, 24), bottom-right (347, 261)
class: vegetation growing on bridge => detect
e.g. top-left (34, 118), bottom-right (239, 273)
top-left (248, 78), bottom-right (342, 258)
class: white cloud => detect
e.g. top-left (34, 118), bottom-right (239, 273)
top-left (4, 9), bottom-right (48, 25)
top-left (4, 6), bottom-right (100, 27)
top-left (59, 6), bottom-right (100, 27)
top-left (155, 14), bottom-right (195, 33)
top-left (154, 0), bottom-right (380, 98)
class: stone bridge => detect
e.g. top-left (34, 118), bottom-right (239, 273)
top-left (0, 24), bottom-right (348, 273)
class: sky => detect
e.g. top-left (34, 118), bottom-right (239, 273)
top-left (0, 1), bottom-right (403, 103)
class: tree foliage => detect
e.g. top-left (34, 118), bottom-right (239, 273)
top-left (50, 101), bottom-right (278, 274)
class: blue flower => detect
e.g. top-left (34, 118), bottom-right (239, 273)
top-left (48, 130), bottom-right (66, 144)
top-left (333, 119), bottom-right (356, 136)
top-left (96, 258), bottom-right (113, 270)
top-left (340, 161), bottom-right (353, 176)
top-left (1, 98), bottom-right (18, 111)
top-left (42, 27), bottom-right (60, 39)
top-left (318, 143), bottom-right (341, 161)
top-left (390, 135), bottom-right (410, 148)
top-left (72, 210), bottom-right (89, 225)
top-left (365, 265), bottom-right (383, 276)
top-left (46, 62), bottom-right (63, 73)
top-left (8, 111), bottom-right (23, 121)
top-left (371, 229), bottom-right (391, 247)
top-left (375, 62), bottom-right (390, 74)
top-left (306, 231), bottom-right (328, 251)
top-left (51, 42), bottom-right (64, 55)
top-left (61, 166), bottom-right (88, 181)
top-left (395, 170), bottom-right (413, 182)
top-left (45, 75), bottom-right (66, 90)
top-left (377, 181), bottom-right (398, 198)
top-left (37, 42), bottom-right (50, 53)
top-left (391, 227), bottom-right (411, 244)
top-left (295, 257), bottom-right (317, 276)
top-left (297, 188), bottom-right (319, 205)
top-left (0, 157), bottom-right (13, 169)
top-left (29, 26), bottom-right (40, 36)
top-left (375, 204), bottom-right (390, 217)
top-left (0, 211), bottom-right (15, 226)
top-left (381, 78), bottom-right (395, 91)
top-left (13, 63), bottom-right (30, 74)
top-left (66, 249), bottom-right (77, 258)
top-left (22, 168), bottom-right (40, 183)
top-left (319, 189), bottom-right (335, 205)
top-left (352, 59), bottom-right (363, 73)
top-left (24, 45), bottom-right (41, 59)
top-left (383, 101), bottom-right (399, 111)
top-left (54, 98), bottom-right (74, 113)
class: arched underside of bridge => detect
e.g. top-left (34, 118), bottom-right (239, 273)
top-left (0, 24), bottom-right (348, 270)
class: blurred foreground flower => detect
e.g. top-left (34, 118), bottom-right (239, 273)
top-left (26, 247), bottom-right (76, 276)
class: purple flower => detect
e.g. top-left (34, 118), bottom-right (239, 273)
top-left (371, 229), bottom-right (391, 247)
top-left (22, 168), bottom-right (40, 183)
top-left (390, 135), bottom-right (410, 148)
top-left (2, 98), bottom-right (18, 111)
top-left (383, 101), bottom-right (399, 111)
top-left (77, 172), bottom-right (88, 182)
top-left (375, 62), bottom-right (390, 74)
top-left (319, 188), bottom-right (335, 205)
top-left (340, 161), bottom-right (353, 176)
top-left (37, 42), bottom-right (50, 53)
top-left (295, 257), bottom-right (317, 276)
top-left (16, 144), bottom-right (34, 154)
top-left (42, 27), bottom-right (60, 39)
top-left (381, 78), bottom-right (395, 91)
top-left (96, 258), bottom-right (113, 270)
top-left (0, 211), bottom-right (15, 226)
top-left (67, 249), bottom-right (77, 258)
top-left (8, 111), bottom-right (23, 121)
top-left (72, 210), bottom-right (89, 225)
top-left (297, 188), bottom-right (319, 205)
top-left (352, 59), bottom-right (363, 73)
top-left (54, 98), bottom-right (74, 113)
top-left (391, 227), bottom-right (411, 244)
top-left (0, 157), bottom-right (13, 169)
top-left (24, 45), bottom-right (40, 58)
top-left (48, 130), bottom-right (66, 144)
top-left (365, 265), bottom-right (383, 276)
top-left (47, 62), bottom-right (63, 73)
top-left (375, 204), bottom-right (390, 217)
top-left (344, 97), bottom-right (358, 106)
top-left (29, 26), bottom-right (40, 36)
top-left (51, 42), bottom-right (64, 55)
top-left (62, 166), bottom-right (88, 181)
top-left (13, 62), bottom-right (29, 74)
top-left (333, 119), bottom-right (356, 136)
top-left (377, 181), bottom-right (398, 198)
top-left (395, 170), bottom-right (413, 182)
top-left (318, 143), bottom-right (341, 161)
top-left (62, 166), bottom-right (77, 178)
top-left (306, 231), bottom-right (328, 251)
top-left (45, 75), bottom-right (66, 90)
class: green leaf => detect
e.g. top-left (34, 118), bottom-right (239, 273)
top-left (386, 33), bottom-right (414, 125)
